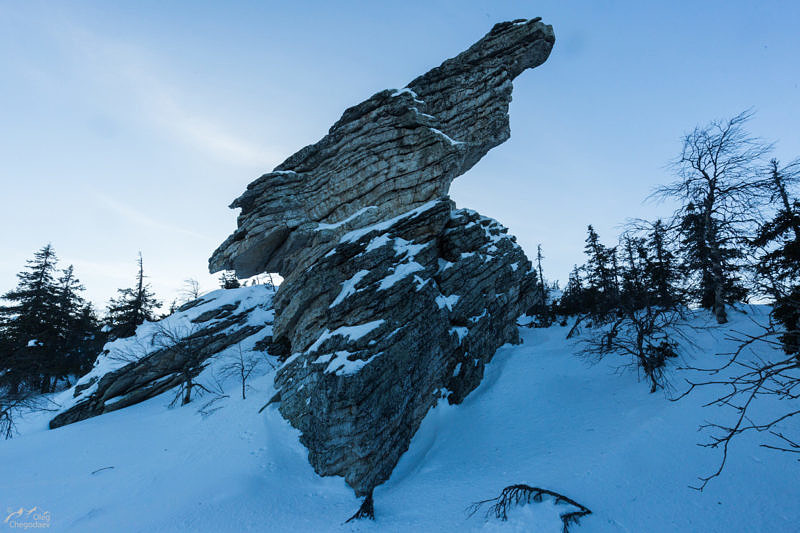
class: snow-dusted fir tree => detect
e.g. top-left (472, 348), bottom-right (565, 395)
top-left (0, 244), bottom-right (62, 393)
top-left (106, 252), bottom-right (161, 338)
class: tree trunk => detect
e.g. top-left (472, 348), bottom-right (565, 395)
top-left (182, 379), bottom-right (192, 405)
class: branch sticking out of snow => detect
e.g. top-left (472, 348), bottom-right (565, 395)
top-left (467, 484), bottom-right (592, 532)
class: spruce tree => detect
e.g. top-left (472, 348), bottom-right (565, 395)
top-left (54, 267), bottom-right (104, 380)
top-left (644, 220), bottom-right (681, 307)
top-left (618, 235), bottom-right (647, 309)
top-left (583, 225), bottom-right (618, 317)
top-left (0, 245), bottom-right (63, 392)
top-left (67, 304), bottom-right (105, 376)
top-left (106, 253), bottom-right (161, 339)
top-left (558, 265), bottom-right (585, 317)
top-left (753, 159), bottom-right (800, 353)
top-left (0, 248), bottom-right (105, 392)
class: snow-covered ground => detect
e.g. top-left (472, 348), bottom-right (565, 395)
top-left (1, 305), bottom-right (797, 532)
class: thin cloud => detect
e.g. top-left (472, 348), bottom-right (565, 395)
top-left (56, 22), bottom-right (282, 168)
top-left (91, 191), bottom-right (204, 239)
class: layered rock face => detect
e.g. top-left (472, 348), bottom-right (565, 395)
top-left (271, 200), bottom-right (537, 493)
top-left (49, 287), bottom-right (274, 429)
top-left (209, 18), bottom-right (554, 278)
top-left (211, 19), bottom-right (554, 495)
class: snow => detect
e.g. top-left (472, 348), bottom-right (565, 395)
top-left (469, 309), bottom-right (488, 323)
top-left (330, 270), bottom-right (370, 308)
top-left (315, 206), bottom-right (377, 231)
top-left (53, 286), bottom-right (275, 413)
top-left (315, 350), bottom-right (382, 376)
top-left (410, 107), bottom-right (435, 119)
top-left (436, 294), bottom-right (460, 311)
top-left (364, 234), bottom-right (392, 252)
top-left (391, 88), bottom-right (423, 103)
top-left (429, 127), bottom-right (463, 146)
top-left (305, 320), bottom-right (385, 354)
top-left (449, 326), bottom-right (469, 343)
top-left (391, 237), bottom-right (428, 259)
top-left (340, 200), bottom-right (440, 244)
top-left (2, 305), bottom-right (797, 532)
top-left (377, 261), bottom-right (424, 291)
top-left (437, 259), bottom-right (454, 272)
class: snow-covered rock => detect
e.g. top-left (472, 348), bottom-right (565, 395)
top-left (207, 19), bottom-right (553, 496)
top-left (49, 286), bottom-right (275, 429)
top-left (271, 200), bottom-right (537, 495)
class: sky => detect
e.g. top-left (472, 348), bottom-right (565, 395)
top-left (1, 1), bottom-right (798, 310)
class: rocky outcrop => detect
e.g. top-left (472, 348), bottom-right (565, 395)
top-left (271, 200), bottom-right (537, 494)
top-left (49, 287), bottom-right (274, 429)
top-left (208, 18), bottom-right (554, 496)
top-left (208, 18), bottom-right (554, 279)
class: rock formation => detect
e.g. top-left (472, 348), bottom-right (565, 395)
top-left (211, 19), bottom-right (554, 496)
top-left (49, 287), bottom-right (274, 429)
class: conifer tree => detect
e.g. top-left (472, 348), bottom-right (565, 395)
top-left (526, 245), bottom-right (554, 326)
top-left (219, 271), bottom-right (241, 289)
top-left (0, 244), bottom-right (75, 393)
top-left (618, 234), bottom-right (647, 308)
top-left (558, 265), bottom-right (585, 317)
top-left (583, 225), bottom-right (618, 317)
top-left (67, 304), bottom-right (105, 376)
top-left (0, 244), bottom-right (63, 392)
top-left (0, 247), bottom-right (105, 392)
top-left (106, 253), bottom-right (161, 339)
top-left (753, 158), bottom-right (800, 353)
top-left (644, 220), bottom-right (681, 307)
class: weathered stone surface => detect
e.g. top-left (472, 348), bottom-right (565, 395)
top-left (208, 18), bottom-right (554, 279)
top-left (205, 18), bottom-right (554, 496)
top-left (50, 288), bottom-right (274, 429)
top-left (271, 200), bottom-right (537, 494)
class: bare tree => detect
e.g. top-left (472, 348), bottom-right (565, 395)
top-left (578, 305), bottom-right (691, 393)
top-left (1, 387), bottom-right (57, 439)
top-left (180, 278), bottom-right (202, 304)
top-left (220, 344), bottom-right (262, 400)
top-left (196, 373), bottom-right (229, 418)
top-left (149, 321), bottom-right (212, 406)
top-left (345, 490), bottom-right (375, 523)
top-left (653, 111), bottom-right (771, 323)
top-left (676, 313), bottom-right (800, 490)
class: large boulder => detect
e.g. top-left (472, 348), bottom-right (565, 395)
top-left (210, 18), bottom-right (555, 496)
top-left (271, 200), bottom-right (537, 494)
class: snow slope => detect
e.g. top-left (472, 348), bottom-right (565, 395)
top-left (1, 305), bottom-right (797, 532)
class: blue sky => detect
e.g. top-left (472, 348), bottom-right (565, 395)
top-left (1, 1), bottom-right (798, 309)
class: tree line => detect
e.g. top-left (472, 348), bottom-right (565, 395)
top-left (530, 111), bottom-right (798, 356)
top-left (526, 111), bottom-right (799, 485)
top-left (0, 243), bottom-right (266, 406)
top-left (0, 249), bottom-right (161, 396)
